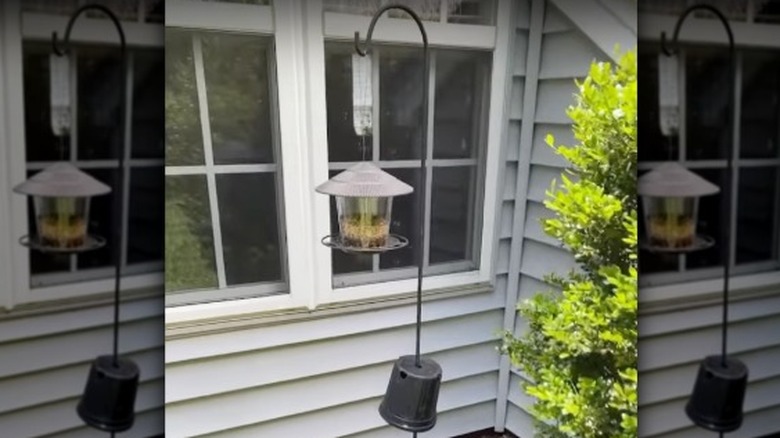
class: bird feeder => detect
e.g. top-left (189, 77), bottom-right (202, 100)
top-left (13, 162), bottom-right (110, 252)
top-left (638, 162), bottom-right (719, 252)
top-left (316, 162), bottom-right (412, 253)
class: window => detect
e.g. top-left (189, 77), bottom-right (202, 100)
top-left (164, 29), bottom-right (287, 305)
top-left (638, 44), bottom-right (780, 285)
top-left (324, 43), bottom-right (491, 287)
top-left (164, 0), bottom-right (509, 319)
top-left (22, 43), bottom-right (165, 288)
top-left (2, 2), bottom-right (165, 306)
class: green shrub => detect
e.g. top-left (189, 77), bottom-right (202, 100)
top-left (501, 50), bottom-right (637, 437)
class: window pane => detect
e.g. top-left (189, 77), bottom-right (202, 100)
top-left (166, 30), bottom-right (204, 166)
top-left (325, 43), bottom-right (374, 162)
top-left (430, 166), bottom-right (479, 264)
top-left (77, 46), bottom-right (123, 160)
top-left (638, 47), bottom-right (678, 162)
top-left (323, 0), bottom-right (440, 20)
top-left (165, 175), bottom-right (218, 292)
top-left (637, 0), bottom-right (688, 15)
top-left (23, 43), bottom-right (71, 162)
top-left (433, 49), bottom-right (490, 159)
top-left (737, 167), bottom-right (778, 264)
top-left (446, 0), bottom-right (496, 25)
top-left (685, 46), bottom-right (730, 160)
top-left (76, 169), bottom-right (117, 270)
top-left (201, 34), bottom-right (274, 164)
top-left (202, 33), bottom-right (275, 165)
top-left (379, 168), bottom-right (421, 270)
top-left (685, 169), bottom-right (726, 270)
top-left (129, 168), bottom-right (164, 264)
top-left (216, 173), bottom-right (284, 285)
top-left (145, 0), bottom-right (164, 23)
top-left (379, 46), bottom-right (425, 160)
top-left (755, 0), bottom-right (780, 23)
top-left (740, 50), bottom-right (780, 159)
top-left (132, 50), bottom-right (165, 159)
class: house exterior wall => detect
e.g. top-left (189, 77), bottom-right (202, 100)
top-left (163, 1), bottom-right (636, 437)
top-left (0, 295), bottom-right (164, 438)
top-left (498, 0), bottom-right (626, 433)
top-left (639, 293), bottom-right (780, 437)
top-left (0, 4), bottom-right (165, 438)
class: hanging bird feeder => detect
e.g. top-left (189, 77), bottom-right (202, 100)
top-left (316, 162), bottom-right (412, 253)
top-left (14, 162), bottom-right (109, 252)
top-left (638, 162), bottom-right (718, 252)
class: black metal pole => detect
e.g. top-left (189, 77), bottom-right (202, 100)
top-left (661, 4), bottom-right (735, 366)
top-left (355, 5), bottom-right (429, 368)
top-left (52, 4), bottom-right (127, 367)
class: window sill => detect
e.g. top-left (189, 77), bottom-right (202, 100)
top-left (0, 284), bottom-right (162, 321)
top-left (165, 281), bottom-right (493, 340)
top-left (639, 269), bottom-right (780, 315)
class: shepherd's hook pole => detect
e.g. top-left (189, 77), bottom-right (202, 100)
top-left (355, 5), bottom-right (429, 368)
top-left (53, 4), bottom-right (127, 368)
top-left (661, 4), bottom-right (735, 366)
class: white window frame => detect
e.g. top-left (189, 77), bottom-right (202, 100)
top-left (165, 0), bottom-right (512, 325)
top-left (638, 4), bottom-right (780, 304)
top-left (0, 2), bottom-right (164, 309)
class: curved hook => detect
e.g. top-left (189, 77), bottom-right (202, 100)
top-left (661, 4), bottom-right (734, 57)
top-left (52, 4), bottom-right (126, 57)
top-left (354, 4), bottom-right (429, 57)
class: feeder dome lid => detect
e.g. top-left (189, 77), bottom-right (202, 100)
top-left (316, 162), bottom-right (413, 197)
top-left (638, 162), bottom-right (720, 197)
top-left (13, 162), bottom-right (111, 197)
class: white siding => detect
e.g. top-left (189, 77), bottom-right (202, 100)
top-left (638, 293), bottom-right (780, 437)
top-left (165, 292), bottom-right (506, 437)
top-left (0, 295), bottom-right (164, 438)
top-left (497, 0), bottom-right (635, 436)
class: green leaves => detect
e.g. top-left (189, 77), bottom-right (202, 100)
top-left (501, 50), bottom-right (637, 437)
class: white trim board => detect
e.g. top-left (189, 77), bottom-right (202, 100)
top-left (549, 0), bottom-right (637, 62)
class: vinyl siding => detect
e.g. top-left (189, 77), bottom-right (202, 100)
top-left (0, 295), bottom-right (165, 438)
top-left (638, 293), bottom-right (780, 437)
top-left (499, 1), bottom-right (611, 434)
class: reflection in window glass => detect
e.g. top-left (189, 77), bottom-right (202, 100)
top-left (202, 34), bottom-right (274, 164)
top-left (685, 46), bottom-right (730, 160)
top-left (216, 173), bottom-right (284, 285)
top-left (446, 0), bottom-right (496, 25)
top-left (323, 0), bottom-right (440, 20)
top-left (165, 175), bottom-right (218, 292)
top-left (166, 30), bottom-right (203, 166)
top-left (165, 30), bottom-right (286, 300)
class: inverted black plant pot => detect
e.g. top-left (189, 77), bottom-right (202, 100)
top-left (379, 355), bottom-right (442, 433)
top-left (77, 355), bottom-right (140, 432)
top-left (686, 355), bottom-right (748, 432)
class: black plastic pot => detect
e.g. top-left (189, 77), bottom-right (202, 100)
top-left (686, 355), bottom-right (748, 432)
top-left (77, 355), bottom-right (140, 432)
top-left (379, 355), bottom-right (442, 432)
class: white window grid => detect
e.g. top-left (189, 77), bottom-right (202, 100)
top-left (11, 4), bottom-right (165, 300)
top-left (26, 49), bottom-right (164, 288)
top-left (327, 46), bottom-right (490, 288)
top-left (639, 46), bottom-right (780, 287)
top-left (164, 31), bottom-right (289, 306)
top-left (163, 0), bottom-right (511, 319)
